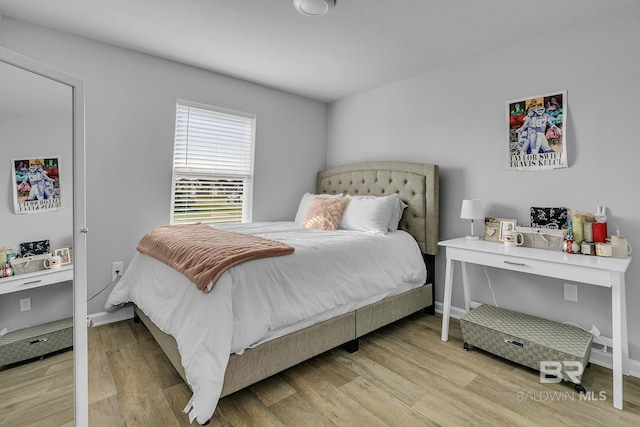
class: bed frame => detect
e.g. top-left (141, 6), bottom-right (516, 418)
top-left (134, 161), bottom-right (439, 416)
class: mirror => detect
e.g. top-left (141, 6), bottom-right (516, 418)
top-left (0, 48), bottom-right (87, 425)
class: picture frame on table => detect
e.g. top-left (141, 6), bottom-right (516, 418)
top-left (54, 247), bottom-right (72, 265)
top-left (484, 217), bottom-right (517, 242)
top-left (499, 219), bottom-right (517, 241)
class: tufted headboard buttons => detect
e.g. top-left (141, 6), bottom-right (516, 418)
top-left (317, 161), bottom-right (439, 255)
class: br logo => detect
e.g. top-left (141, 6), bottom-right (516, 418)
top-left (539, 361), bottom-right (584, 384)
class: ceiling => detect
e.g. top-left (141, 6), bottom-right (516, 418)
top-left (0, 0), bottom-right (635, 102)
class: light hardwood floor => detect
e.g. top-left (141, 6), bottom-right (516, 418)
top-left (0, 349), bottom-right (74, 427)
top-left (4, 313), bottom-right (640, 426)
top-left (86, 313), bottom-right (640, 427)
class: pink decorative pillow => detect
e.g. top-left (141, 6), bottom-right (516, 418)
top-left (301, 197), bottom-right (350, 231)
top-left (294, 192), bottom-right (344, 223)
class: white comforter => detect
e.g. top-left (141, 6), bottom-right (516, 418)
top-left (105, 221), bottom-right (427, 424)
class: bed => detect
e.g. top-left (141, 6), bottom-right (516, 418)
top-left (106, 160), bottom-right (439, 424)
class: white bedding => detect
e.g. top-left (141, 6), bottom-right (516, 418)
top-left (105, 221), bottom-right (427, 424)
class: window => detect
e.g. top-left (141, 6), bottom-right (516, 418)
top-left (171, 100), bottom-right (255, 225)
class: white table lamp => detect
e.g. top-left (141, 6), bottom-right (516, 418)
top-left (460, 199), bottom-right (484, 240)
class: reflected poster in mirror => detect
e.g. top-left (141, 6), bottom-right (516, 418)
top-left (12, 156), bottom-right (62, 214)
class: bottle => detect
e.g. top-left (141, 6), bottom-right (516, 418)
top-left (563, 221), bottom-right (578, 253)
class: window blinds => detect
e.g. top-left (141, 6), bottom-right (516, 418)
top-left (171, 101), bottom-right (255, 225)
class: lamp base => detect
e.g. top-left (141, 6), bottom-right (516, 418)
top-left (466, 235), bottom-right (480, 240)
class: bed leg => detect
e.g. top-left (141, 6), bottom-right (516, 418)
top-left (133, 313), bottom-right (141, 323)
top-left (424, 304), bottom-right (435, 315)
top-left (344, 339), bottom-right (359, 353)
top-left (424, 253), bottom-right (436, 316)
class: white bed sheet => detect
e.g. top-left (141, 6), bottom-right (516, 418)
top-left (105, 221), bottom-right (427, 424)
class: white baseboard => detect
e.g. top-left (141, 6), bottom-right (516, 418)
top-left (434, 301), bottom-right (640, 379)
top-left (88, 305), bottom-right (135, 327)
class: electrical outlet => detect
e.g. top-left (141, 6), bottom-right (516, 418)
top-left (20, 298), bottom-right (31, 312)
top-left (563, 283), bottom-right (578, 302)
top-left (112, 261), bottom-right (124, 281)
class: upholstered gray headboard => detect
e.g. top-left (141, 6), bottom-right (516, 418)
top-left (317, 161), bottom-right (439, 256)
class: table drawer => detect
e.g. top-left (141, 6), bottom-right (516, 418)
top-left (451, 247), bottom-right (612, 286)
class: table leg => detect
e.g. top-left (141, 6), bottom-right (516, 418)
top-left (611, 272), bottom-right (628, 410)
top-left (619, 273), bottom-right (630, 375)
top-left (441, 256), bottom-right (454, 341)
top-left (461, 261), bottom-right (471, 312)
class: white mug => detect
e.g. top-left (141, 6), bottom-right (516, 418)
top-left (610, 235), bottom-right (632, 258)
top-left (44, 255), bottom-right (62, 270)
top-left (503, 230), bottom-right (524, 247)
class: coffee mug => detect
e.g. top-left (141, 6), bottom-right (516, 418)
top-left (503, 230), bottom-right (524, 247)
top-left (610, 235), bottom-right (632, 258)
top-left (44, 255), bottom-right (62, 270)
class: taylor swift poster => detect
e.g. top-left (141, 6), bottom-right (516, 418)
top-left (506, 91), bottom-right (567, 171)
top-left (12, 157), bottom-right (62, 214)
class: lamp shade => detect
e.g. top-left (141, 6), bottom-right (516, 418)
top-left (460, 199), bottom-right (483, 220)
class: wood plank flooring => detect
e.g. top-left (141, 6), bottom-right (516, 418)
top-left (87, 313), bottom-right (640, 427)
top-left (3, 313), bottom-right (640, 426)
top-left (0, 349), bottom-right (74, 427)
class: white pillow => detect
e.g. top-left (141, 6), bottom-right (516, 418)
top-left (388, 196), bottom-right (409, 232)
top-left (339, 194), bottom-right (399, 234)
top-left (294, 192), bottom-right (344, 223)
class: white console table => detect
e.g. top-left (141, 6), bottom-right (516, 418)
top-left (439, 237), bottom-right (631, 410)
top-left (0, 265), bottom-right (73, 296)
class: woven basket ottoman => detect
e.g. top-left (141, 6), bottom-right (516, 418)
top-left (0, 317), bottom-right (73, 367)
top-left (460, 304), bottom-right (592, 391)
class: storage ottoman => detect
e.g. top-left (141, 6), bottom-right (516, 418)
top-left (460, 304), bottom-right (592, 388)
top-left (0, 317), bottom-right (73, 366)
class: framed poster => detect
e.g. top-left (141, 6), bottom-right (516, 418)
top-left (506, 91), bottom-right (567, 171)
top-left (12, 157), bottom-right (62, 214)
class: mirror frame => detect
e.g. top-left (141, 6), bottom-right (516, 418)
top-left (0, 47), bottom-right (87, 425)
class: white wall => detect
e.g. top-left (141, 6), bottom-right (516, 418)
top-left (328, 5), bottom-right (640, 361)
top-left (0, 17), bottom-right (328, 315)
top-left (0, 60), bottom-right (74, 331)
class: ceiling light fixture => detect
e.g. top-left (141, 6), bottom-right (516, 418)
top-left (293, 0), bottom-right (336, 17)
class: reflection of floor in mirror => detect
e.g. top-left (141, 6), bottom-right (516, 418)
top-left (88, 315), bottom-right (640, 427)
top-left (0, 349), bottom-right (73, 427)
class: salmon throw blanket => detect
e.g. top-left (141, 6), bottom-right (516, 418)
top-left (137, 223), bottom-right (295, 293)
